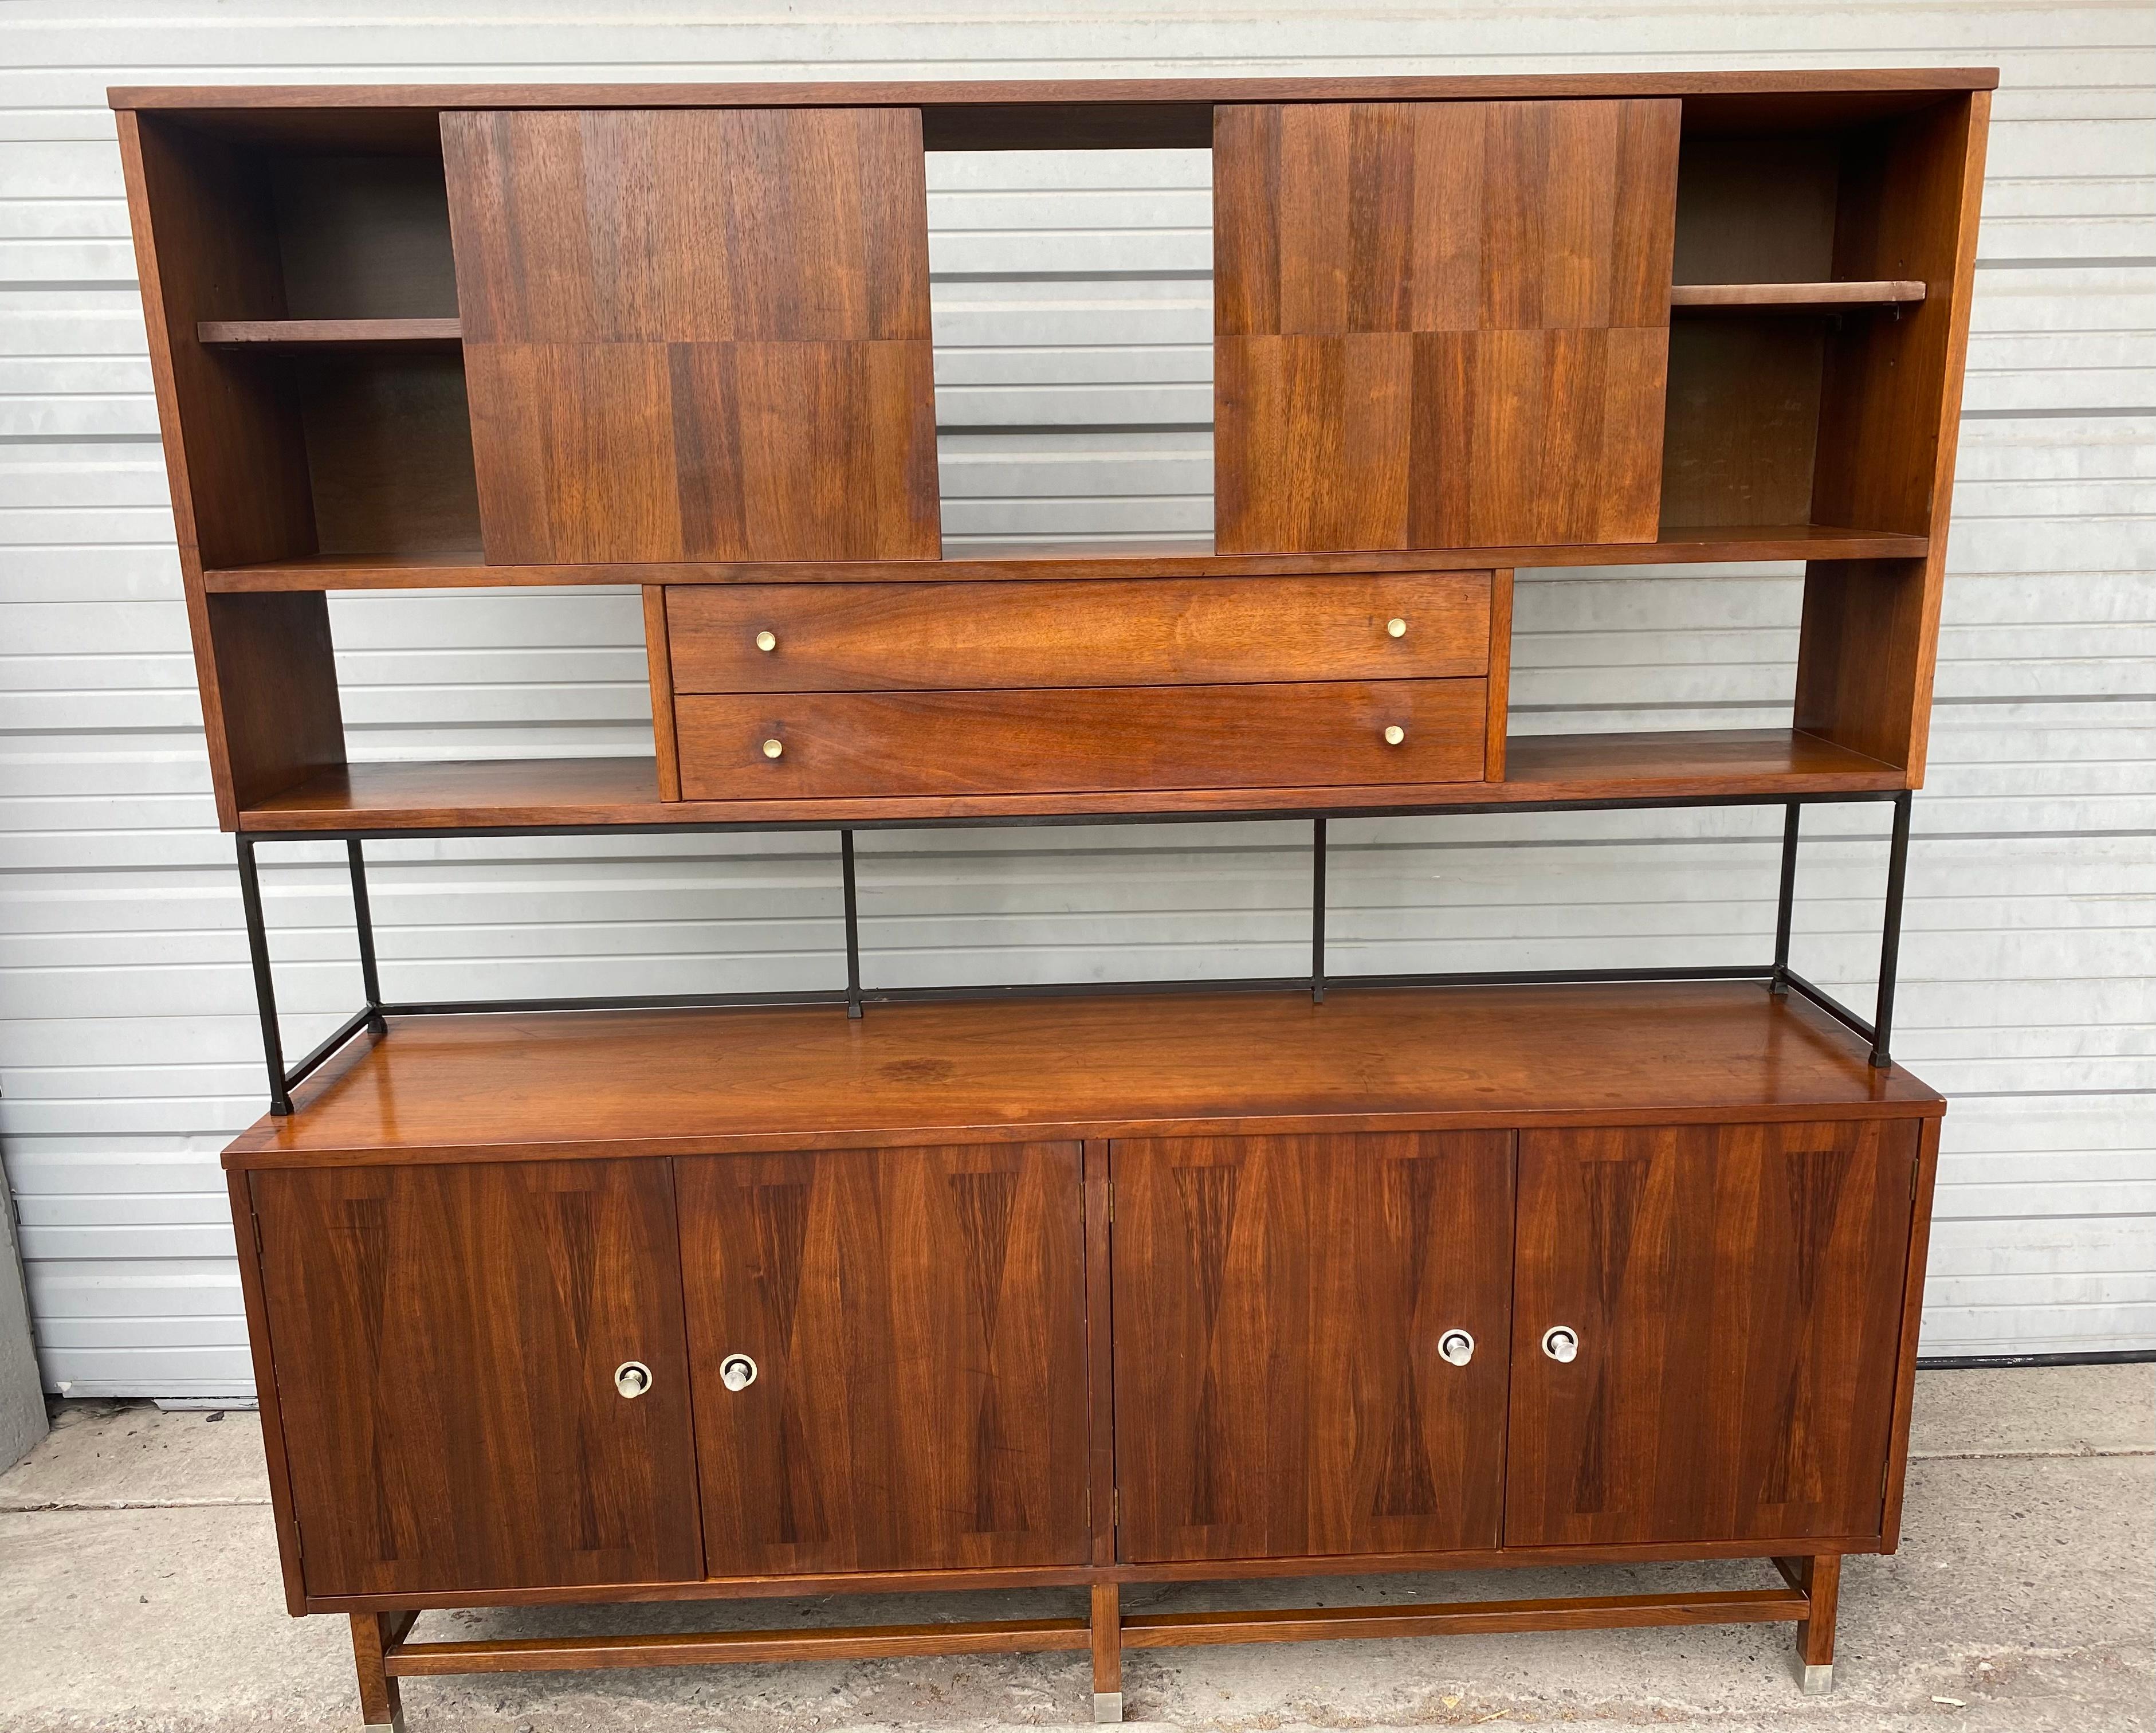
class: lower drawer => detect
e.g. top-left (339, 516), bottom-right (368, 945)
top-left (674, 679), bottom-right (1488, 799)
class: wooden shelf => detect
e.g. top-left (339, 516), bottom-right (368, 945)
top-left (227, 978), bottom-right (1941, 1165)
top-left (1670, 281), bottom-right (1926, 314)
top-left (197, 317), bottom-right (463, 350)
top-left (202, 525), bottom-right (1930, 593)
top-left (237, 729), bottom-right (1905, 833)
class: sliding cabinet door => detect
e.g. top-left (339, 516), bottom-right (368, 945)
top-left (442, 107), bottom-right (940, 562)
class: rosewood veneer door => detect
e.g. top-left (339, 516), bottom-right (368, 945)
top-left (1507, 1120), bottom-right (1920, 1548)
top-left (441, 108), bottom-right (939, 562)
top-left (1214, 100), bottom-right (1680, 552)
top-left (1112, 1132), bottom-right (1514, 1563)
top-left (249, 1160), bottom-right (701, 1597)
top-left (677, 1142), bottom-right (1090, 1577)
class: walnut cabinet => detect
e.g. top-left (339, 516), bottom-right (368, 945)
top-left (112, 63), bottom-right (1990, 1732)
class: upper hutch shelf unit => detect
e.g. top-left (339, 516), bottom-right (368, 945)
top-left (115, 69), bottom-right (1990, 1733)
top-left (115, 68), bottom-right (1989, 836)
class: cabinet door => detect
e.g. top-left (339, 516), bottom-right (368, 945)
top-left (1214, 99), bottom-right (1680, 552)
top-left (678, 1142), bottom-right (1089, 1577)
top-left (252, 1159), bottom-right (701, 1597)
top-left (1112, 1132), bottom-right (1514, 1563)
top-left (1506, 1120), bottom-right (1919, 1547)
top-left (442, 107), bottom-right (939, 562)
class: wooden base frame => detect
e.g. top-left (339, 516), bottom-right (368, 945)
top-left (350, 1555), bottom-right (1843, 1727)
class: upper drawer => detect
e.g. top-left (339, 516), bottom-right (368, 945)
top-left (665, 574), bottom-right (1493, 692)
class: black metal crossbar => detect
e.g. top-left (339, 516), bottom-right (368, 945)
top-left (232, 788), bottom-right (1916, 1117)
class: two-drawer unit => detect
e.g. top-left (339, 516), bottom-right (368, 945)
top-left (649, 572), bottom-right (1513, 802)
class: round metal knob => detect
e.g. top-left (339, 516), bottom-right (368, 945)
top-left (1383, 724), bottom-right (1405, 746)
top-left (755, 630), bottom-right (777, 653)
top-left (719, 1353), bottom-right (759, 1393)
top-left (1387, 617), bottom-right (1408, 638)
top-left (613, 1360), bottom-right (652, 1399)
top-left (1541, 1325), bottom-right (1580, 1364)
top-left (761, 738), bottom-right (784, 760)
top-left (1437, 1328), bottom-right (1475, 1367)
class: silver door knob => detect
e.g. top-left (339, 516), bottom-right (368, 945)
top-left (755, 630), bottom-right (777, 653)
top-left (719, 1353), bottom-right (758, 1392)
top-left (1387, 617), bottom-right (1407, 638)
top-left (613, 1360), bottom-right (652, 1398)
top-left (1383, 724), bottom-right (1405, 746)
top-left (1438, 1328), bottom-right (1474, 1367)
top-left (1541, 1326), bottom-right (1579, 1364)
top-left (761, 738), bottom-right (784, 759)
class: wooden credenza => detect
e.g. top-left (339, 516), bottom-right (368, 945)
top-left (113, 64), bottom-right (1991, 1730)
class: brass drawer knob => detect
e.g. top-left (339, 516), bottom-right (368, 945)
top-left (762, 738), bottom-right (784, 759)
top-left (614, 1360), bottom-right (652, 1399)
top-left (1542, 1325), bottom-right (1580, 1364)
top-left (1438, 1329), bottom-right (1475, 1367)
top-left (755, 630), bottom-right (777, 652)
top-left (1387, 617), bottom-right (1407, 638)
top-left (1383, 724), bottom-right (1405, 746)
top-left (720, 1354), bottom-right (759, 1392)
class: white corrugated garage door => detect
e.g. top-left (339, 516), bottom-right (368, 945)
top-left (0, 2), bottom-right (2150, 1395)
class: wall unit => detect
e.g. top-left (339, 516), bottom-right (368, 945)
top-left (114, 66), bottom-right (1991, 1731)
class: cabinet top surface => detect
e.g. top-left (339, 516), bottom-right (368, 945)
top-left (226, 981), bottom-right (1942, 1168)
top-left (111, 69), bottom-right (1997, 112)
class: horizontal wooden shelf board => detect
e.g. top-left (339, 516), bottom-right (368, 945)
top-left (197, 317), bottom-right (462, 349)
top-left (385, 1616), bottom-right (1090, 1676)
top-left (225, 981), bottom-right (1941, 1168)
top-left (203, 525), bottom-right (1929, 592)
top-left (235, 731), bottom-right (1905, 833)
top-left (1671, 281), bottom-right (1927, 313)
top-left (1119, 1587), bottom-right (1811, 1649)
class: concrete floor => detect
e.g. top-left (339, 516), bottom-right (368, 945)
top-left (0, 1367), bottom-right (2148, 1733)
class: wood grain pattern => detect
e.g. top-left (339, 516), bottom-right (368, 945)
top-left (643, 586), bottom-right (682, 801)
top-left (1659, 316), bottom-right (1826, 530)
top-left (1113, 1132), bottom-right (1514, 1562)
top-left (251, 1159), bottom-right (702, 1595)
top-left (1119, 1586), bottom-right (1809, 1648)
top-left (226, 1167), bottom-right (308, 1615)
top-left (1793, 556), bottom-right (1929, 771)
top-left (1880, 1115), bottom-right (1942, 1551)
top-left (199, 524), bottom-right (1934, 590)
top-left (678, 1142), bottom-right (1090, 1575)
top-left (665, 574), bottom-right (1493, 693)
top-left (1484, 568), bottom-right (1514, 781)
top-left (230, 727), bottom-right (1905, 832)
top-left (1215, 99), bottom-right (1680, 552)
top-left (442, 108), bottom-right (938, 563)
top-left (1668, 283), bottom-right (1925, 312)
top-left (1506, 1119), bottom-right (1920, 1547)
top-left (203, 591), bottom-right (346, 811)
top-left (197, 317), bottom-right (462, 347)
top-left (295, 351), bottom-right (481, 557)
top-left (225, 983), bottom-right (1941, 1171)
top-left (673, 680), bottom-right (1488, 801)
top-left (384, 1617), bottom-right (1090, 1674)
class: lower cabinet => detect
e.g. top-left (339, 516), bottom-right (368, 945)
top-left (1505, 1120), bottom-right (1921, 1547)
top-left (251, 1159), bottom-right (702, 1598)
top-left (247, 1117), bottom-right (1922, 1601)
top-left (1110, 1132), bottom-right (1515, 1562)
top-left (677, 1141), bottom-right (1092, 1576)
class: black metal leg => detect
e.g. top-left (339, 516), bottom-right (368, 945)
top-left (235, 836), bottom-right (293, 1118)
top-left (347, 839), bottom-right (387, 1035)
top-left (1871, 791), bottom-right (1913, 1069)
top-left (1311, 817), bottom-right (1327, 1005)
top-left (841, 830), bottom-right (863, 1020)
top-left (1771, 802), bottom-right (1801, 996)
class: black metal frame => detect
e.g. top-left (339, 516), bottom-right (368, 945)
top-left (233, 787), bottom-right (1915, 1116)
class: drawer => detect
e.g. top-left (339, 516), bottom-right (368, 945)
top-left (664, 574), bottom-right (1493, 692)
top-left (674, 679), bottom-right (1487, 799)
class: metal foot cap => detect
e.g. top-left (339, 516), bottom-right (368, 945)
top-left (1093, 1689), bottom-right (1125, 1723)
top-left (1799, 1662), bottom-right (1835, 1696)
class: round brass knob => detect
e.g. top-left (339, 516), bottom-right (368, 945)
top-left (761, 738), bottom-right (784, 760)
top-left (1383, 724), bottom-right (1405, 746)
top-left (1542, 1325), bottom-right (1580, 1364)
top-left (755, 630), bottom-right (777, 653)
top-left (1387, 617), bottom-right (1407, 638)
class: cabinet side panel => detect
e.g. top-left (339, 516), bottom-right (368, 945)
top-left (1507, 1119), bottom-right (1918, 1548)
top-left (230, 1169), bottom-right (307, 1615)
top-left (1792, 556), bottom-right (1928, 772)
top-left (205, 591), bottom-right (346, 811)
top-left (681, 1142), bottom-right (1091, 1577)
top-left (253, 1160), bottom-right (702, 1597)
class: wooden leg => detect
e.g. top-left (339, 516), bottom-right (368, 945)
top-left (1793, 1555), bottom-right (1839, 1694)
top-left (351, 1612), bottom-right (410, 1732)
top-left (1090, 1582), bottom-right (1123, 1723)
